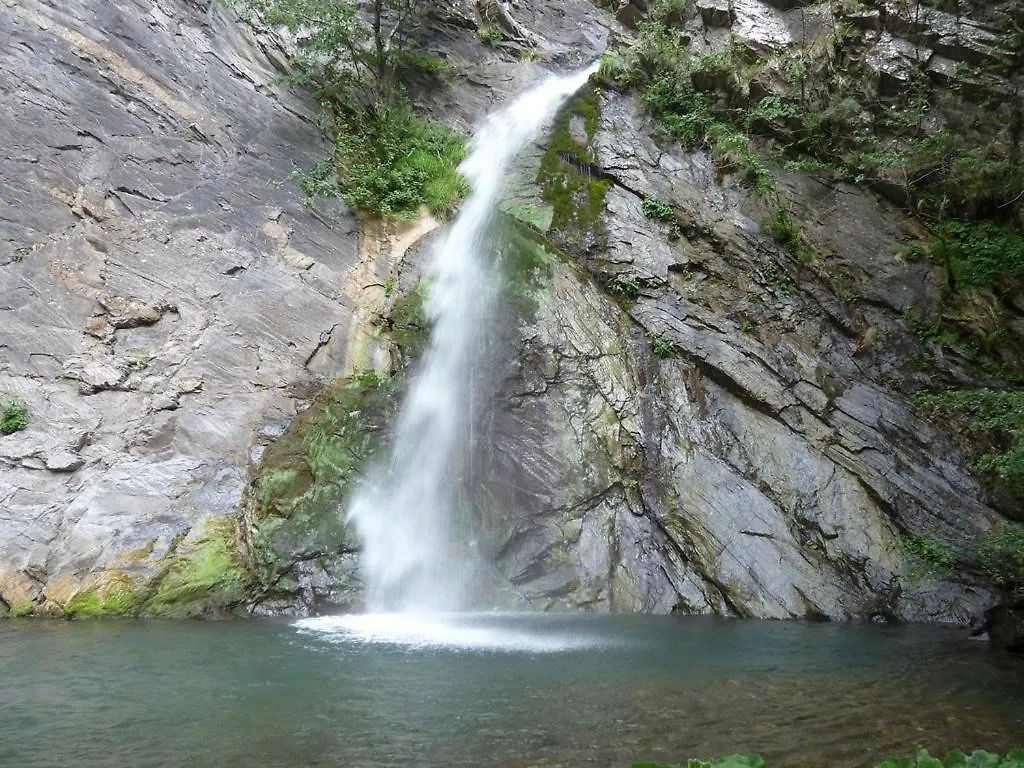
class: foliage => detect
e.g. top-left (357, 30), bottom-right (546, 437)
top-left (916, 389), bottom-right (1024, 495)
top-left (762, 205), bottom-right (814, 264)
top-left (238, 0), bottom-right (428, 109)
top-left (615, 21), bottom-right (824, 260)
top-left (332, 107), bottom-right (467, 217)
top-left (649, 0), bottom-right (690, 24)
top-left (977, 523), bottom-right (1024, 588)
top-left (632, 749), bottom-right (1024, 768)
top-left (928, 221), bottom-right (1024, 293)
top-left (651, 337), bottom-right (677, 359)
top-left (607, 275), bottom-right (640, 299)
top-left (237, 0), bottom-right (468, 217)
top-left (478, 24), bottom-right (503, 47)
top-left (642, 197), bottom-right (675, 222)
top-left (603, 6), bottom-right (1022, 285)
top-left (902, 533), bottom-right (957, 583)
top-left (0, 397), bottom-right (28, 435)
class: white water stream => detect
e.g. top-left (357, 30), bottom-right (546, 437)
top-left (344, 64), bottom-right (599, 616)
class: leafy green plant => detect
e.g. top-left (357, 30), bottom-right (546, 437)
top-left (762, 204), bottom-right (814, 264)
top-left (916, 389), bottom-right (1024, 494)
top-left (977, 523), bottom-right (1024, 588)
top-left (237, 0), bottom-right (468, 218)
top-left (607, 275), bottom-right (640, 299)
top-left (642, 197), bottom-right (675, 222)
top-left (902, 533), bottom-right (958, 583)
top-left (651, 337), bottom-right (677, 358)
top-left (333, 108), bottom-right (468, 217)
top-left (931, 220), bottom-right (1024, 293)
top-left (0, 397), bottom-right (28, 435)
top-left (750, 94), bottom-right (799, 122)
top-left (478, 24), bottom-right (503, 47)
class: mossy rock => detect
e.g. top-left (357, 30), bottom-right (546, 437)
top-left (247, 370), bottom-right (397, 604)
top-left (537, 85), bottom-right (609, 254)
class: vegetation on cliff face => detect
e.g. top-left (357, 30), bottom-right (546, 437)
top-left (594, 0), bottom-right (1024, 537)
top-left (0, 396), bottom-right (28, 435)
top-left (238, 0), bottom-right (467, 217)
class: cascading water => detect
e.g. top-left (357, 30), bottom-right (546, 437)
top-left (345, 63), bottom-right (599, 615)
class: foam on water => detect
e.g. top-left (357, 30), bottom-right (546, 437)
top-left (293, 613), bottom-right (608, 653)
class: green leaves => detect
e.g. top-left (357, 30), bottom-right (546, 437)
top-left (916, 388), bottom-right (1024, 494)
top-left (935, 220), bottom-right (1024, 292)
top-left (977, 523), bottom-right (1024, 588)
top-left (236, 0), bottom-right (466, 217)
top-left (901, 534), bottom-right (958, 584)
top-left (0, 396), bottom-right (28, 435)
top-left (331, 106), bottom-right (467, 218)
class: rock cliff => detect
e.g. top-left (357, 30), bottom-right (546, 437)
top-left (1, 0), bottom-right (1020, 628)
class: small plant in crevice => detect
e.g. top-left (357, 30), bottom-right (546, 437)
top-left (762, 204), bottom-right (815, 265)
top-left (606, 275), bottom-right (640, 300)
top-left (642, 197), bottom-right (675, 222)
top-left (0, 397), bottom-right (28, 435)
top-left (650, 336), bottom-right (677, 359)
top-left (477, 24), bottom-right (503, 47)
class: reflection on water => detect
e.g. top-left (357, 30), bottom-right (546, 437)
top-left (0, 615), bottom-right (1021, 768)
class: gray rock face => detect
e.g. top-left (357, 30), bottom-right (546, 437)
top-left (0, 0), bottom-right (1014, 627)
top-left (472, 86), bottom-right (1004, 624)
top-left (0, 0), bottom-right (358, 609)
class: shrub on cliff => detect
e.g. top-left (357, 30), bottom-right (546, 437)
top-left (0, 397), bottom-right (28, 435)
top-left (237, 0), bottom-right (466, 217)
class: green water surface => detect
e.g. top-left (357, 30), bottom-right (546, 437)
top-left (0, 614), bottom-right (1021, 768)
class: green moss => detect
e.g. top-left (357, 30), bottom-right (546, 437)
top-left (503, 200), bottom-right (555, 233)
top-left (10, 602), bottom-right (36, 617)
top-left (494, 213), bottom-right (559, 322)
top-left (389, 282), bottom-right (430, 358)
top-left (537, 86), bottom-right (610, 246)
top-left (64, 579), bottom-right (144, 619)
top-left (247, 370), bottom-right (396, 602)
top-left (146, 518), bottom-right (248, 616)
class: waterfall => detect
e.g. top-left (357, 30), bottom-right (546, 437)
top-left (346, 63), bottom-right (599, 614)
